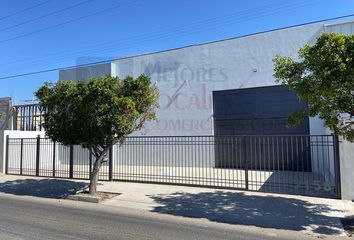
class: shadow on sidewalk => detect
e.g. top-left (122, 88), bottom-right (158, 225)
top-left (0, 178), bottom-right (88, 198)
top-left (149, 191), bottom-right (344, 235)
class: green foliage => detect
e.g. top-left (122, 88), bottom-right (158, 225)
top-left (36, 74), bottom-right (159, 194)
top-left (274, 33), bottom-right (354, 141)
top-left (36, 74), bottom-right (159, 153)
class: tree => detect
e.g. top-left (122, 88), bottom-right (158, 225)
top-left (36, 75), bottom-right (159, 195)
top-left (273, 33), bottom-right (354, 141)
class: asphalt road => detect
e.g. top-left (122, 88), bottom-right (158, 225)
top-left (0, 194), bottom-right (331, 240)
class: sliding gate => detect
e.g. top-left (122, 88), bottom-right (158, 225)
top-left (5, 135), bottom-right (340, 198)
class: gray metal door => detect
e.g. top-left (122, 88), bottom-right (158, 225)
top-left (213, 85), bottom-right (311, 171)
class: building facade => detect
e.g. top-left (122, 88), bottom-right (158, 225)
top-left (1, 20), bottom-right (352, 200)
top-left (59, 20), bottom-right (354, 137)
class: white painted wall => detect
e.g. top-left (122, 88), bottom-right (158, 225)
top-left (110, 21), bottom-right (354, 199)
top-left (339, 138), bottom-right (354, 200)
top-left (111, 22), bottom-right (336, 136)
top-left (324, 21), bottom-right (354, 34)
top-left (0, 130), bottom-right (46, 173)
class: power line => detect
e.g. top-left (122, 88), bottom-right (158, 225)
top-left (0, 12), bottom-right (353, 81)
top-left (0, 0), bottom-right (320, 68)
top-left (0, 0), bottom-right (297, 66)
top-left (0, 0), bottom-right (95, 32)
top-left (41, 0), bottom-right (321, 62)
top-left (0, 0), bottom-right (139, 44)
top-left (2, 0), bottom-right (331, 75)
top-left (0, 1), bottom-right (340, 72)
top-left (0, 0), bottom-right (53, 21)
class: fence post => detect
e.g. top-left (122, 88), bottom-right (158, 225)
top-left (39, 105), bottom-right (42, 131)
top-left (333, 134), bottom-right (341, 199)
top-left (52, 141), bottom-right (56, 177)
top-left (5, 135), bottom-right (9, 174)
top-left (69, 145), bottom-right (74, 179)
top-left (13, 108), bottom-right (18, 130)
top-left (243, 136), bottom-right (249, 190)
top-left (109, 147), bottom-right (113, 181)
top-left (89, 151), bottom-right (92, 179)
top-left (35, 135), bottom-right (40, 176)
top-left (20, 138), bottom-right (23, 175)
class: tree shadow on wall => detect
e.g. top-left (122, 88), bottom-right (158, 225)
top-left (0, 178), bottom-right (88, 198)
top-left (148, 191), bottom-right (344, 235)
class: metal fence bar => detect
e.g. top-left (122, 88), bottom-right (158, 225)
top-left (5, 135), bottom-right (9, 174)
top-left (4, 135), bottom-right (340, 199)
top-left (35, 135), bottom-right (40, 176)
top-left (109, 147), bottom-right (113, 181)
top-left (89, 152), bottom-right (92, 178)
top-left (11, 104), bottom-right (44, 131)
top-left (243, 136), bottom-right (249, 190)
top-left (20, 139), bottom-right (23, 175)
top-left (69, 145), bottom-right (74, 179)
top-left (333, 134), bottom-right (341, 199)
top-left (52, 142), bottom-right (56, 177)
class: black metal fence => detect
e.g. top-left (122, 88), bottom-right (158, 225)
top-left (5, 135), bottom-right (340, 198)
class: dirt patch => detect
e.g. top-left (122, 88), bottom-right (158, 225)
top-left (77, 191), bottom-right (120, 200)
top-left (67, 191), bottom-right (120, 203)
top-left (97, 191), bottom-right (120, 201)
top-left (341, 218), bottom-right (354, 237)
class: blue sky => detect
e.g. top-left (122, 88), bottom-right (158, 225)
top-left (0, 0), bottom-right (353, 103)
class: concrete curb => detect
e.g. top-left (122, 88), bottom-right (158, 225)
top-left (66, 194), bottom-right (101, 203)
top-left (66, 188), bottom-right (101, 203)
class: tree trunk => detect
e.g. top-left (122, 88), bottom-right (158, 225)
top-left (88, 147), bottom-right (110, 195)
top-left (89, 161), bottom-right (101, 195)
top-left (89, 154), bottom-right (104, 195)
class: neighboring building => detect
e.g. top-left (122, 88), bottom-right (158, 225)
top-left (0, 97), bottom-right (12, 130)
top-left (59, 20), bottom-right (354, 137)
top-left (59, 63), bottom-right (111, 82)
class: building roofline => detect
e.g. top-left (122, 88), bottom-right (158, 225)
top-left (112, 17), bottom-right (354, 62)
top-left (324, 20), bottom-right (354, 27)
top-left (113, 21), bottom-right (326, 62)
top-left (55, 15), bottom-right (354, 73)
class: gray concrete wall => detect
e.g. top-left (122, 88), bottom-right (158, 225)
top-left (111, 22), bottom-right (334, 136)
top-left (113, 142), bottom-right (215, 167)
top-left (59, 63), bottom-right (111, 82)
top-left (109, 22), bottom-right (354, 196)
top-left (54, 21), bottom-right (354, 137)
top-left (51, 20), bottom-right (354, 199)
top-left (324, 21), bottom-right (354, 34)
top-left (339, 138), bottom-right (354, 200)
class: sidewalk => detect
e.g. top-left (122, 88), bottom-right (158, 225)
top-left (0, 174), bottom-right (353, 238)
top-left (100, 181), bottom-right (354, 238)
